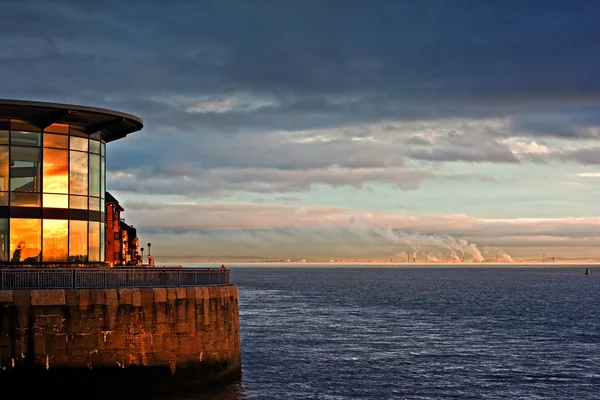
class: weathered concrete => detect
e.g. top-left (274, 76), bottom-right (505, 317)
top-left (0, 286), bottom-right (241, 393)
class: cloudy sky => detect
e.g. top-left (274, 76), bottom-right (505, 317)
top-left (3, 0), bottom-right (600, 262)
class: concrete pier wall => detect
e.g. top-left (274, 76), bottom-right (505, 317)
top-left (0, 286), bottom-right (241, 392)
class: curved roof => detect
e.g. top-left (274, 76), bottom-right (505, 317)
top-left (0, 99), bottom-right (143, 143)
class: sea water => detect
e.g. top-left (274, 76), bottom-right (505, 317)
top-left (122, 265), bottom-right (600, 399)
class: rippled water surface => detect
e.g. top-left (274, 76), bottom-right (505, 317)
top-left (149, 265), bottom-right (600, 399)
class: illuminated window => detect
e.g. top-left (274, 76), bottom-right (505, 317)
top-left (43, 194), bottom-right (68, 208)
top-left (10, 146), bottom-right (41, 192)
top-left (69, 195), bottom-right (88, 210)
top-left (11, 131), bottom-right (41, 147)
top-left (43, 133), bottom-right (69, 149)
top-left (89, 153), bottom-right (100, 197)
top-left (10, 218), bottom-right (41, 262)
top-left (0, 145), bottom-right (7, 206)
top-left (43, 219), bottom-right (68, 262)
top-left (69, 220), bottom-right (88, 262)
top-left (90, 140), bottom-right (101, 154)
top-left (70, 136), bottom-right (88, 151)
top-left (0, 218), bottom-right (8, 261)
top-left (89, 221), bottom-right (100, 262)
top-left (69, 150), bottom-right (88, 195)
top-left (43, 148), bottom-right (69, 194)
top-left (0, 131), bottom-right (8, 145)
top-left (89, 196), bottom-right (101, 211)
top-left (44, 123), bottom-right (69, 135)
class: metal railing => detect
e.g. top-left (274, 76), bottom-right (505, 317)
top-left (0, 268), bottom-right (230, 290)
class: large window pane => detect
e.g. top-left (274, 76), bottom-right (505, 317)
top-left (100, 222), bottom-right (105, 262)
top-left (44, 123), bottom-right (69, 135)
top-left (0, 131), bottom-right (8, 145)
top-left (69, 220), bottom-right (88, 262)
top-left (0, 218), bottom-right (8, 261)
top-left (11, 131), bottom-right (41, 146)
top-left (70, 136), bottom-right (88, 151)
top-left (10, 218), bottom-right (41, 262)
top-left (43, 148), bottom-right (68, 193)
top-left (89, 153), bottom-right (100, 197)
top-left (43, 194), bottom-right (68, 208)
top-left (43, 219), bottom-right (68, 262)
top-left (43, 133), bottom-right (69, 149)
top-left (90, 140), bottom-right (101, 154)
top-left (69, 150), bottom-right (88, 195)
top-left (89, 196), bottom-right (101, 211)
top-left (100, 157), bottom-right (105, 198)
top-left (10, 146), bottom-right (41, 192)
top-left (10, 192), bottom-right (41, 207)
top-left (0, 145), bottom-right (8, 191)
top-left (69, 195), bottom-right (88, 210)
top-left (89, 221), bottom-right (100, 262)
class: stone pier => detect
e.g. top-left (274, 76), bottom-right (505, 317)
top-left (0, 286), bottom-right (241, 394)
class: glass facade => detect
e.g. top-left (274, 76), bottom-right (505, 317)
top-left (0, 121), bottom-right (106, 263)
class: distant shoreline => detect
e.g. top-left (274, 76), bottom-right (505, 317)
top-left (161, 260), bottom-right (600, 267)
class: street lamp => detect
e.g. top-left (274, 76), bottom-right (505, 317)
top-left (147, 243), bottom-right (151, 257)
top-left (141, 248), bottom-right (144, 265)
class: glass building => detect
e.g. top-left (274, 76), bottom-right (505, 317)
top-left (0, 100), bottom-right (142, 266)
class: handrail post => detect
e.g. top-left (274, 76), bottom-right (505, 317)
top-left (72, 269), bottom-right (76, 289)
top-left (177, 269), bottom-right (180, 287)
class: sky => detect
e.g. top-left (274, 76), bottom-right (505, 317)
top-left (2, 0), bottom-right (600, 262)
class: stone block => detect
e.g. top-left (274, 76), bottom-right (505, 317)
top-left (155, 310), bottom-right (170, 324)
top-left (176, 288), bottom-right (187, 300)
top-left (118, 288), bottom-right (132, 305)
top-left (131, 289), bottom-right (142, 307)
top-left (153, 288), bottom-right (167, 303)
top-left (65, 289), bottom-right (78, 306)
top-left (166, 288), bottom-right (177, 303)
top-left (0, 290), bottom-right (13, 304)
top-left (78, 290), bottom-right (90, 310)
top-left (31, 289), bottom-right (66, 306)
top-left (90, 290), bottom-right (105, 305)
top-left (105, 289), bottom-right (118, 307)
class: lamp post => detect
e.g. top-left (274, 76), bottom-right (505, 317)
top-left (147, 243), bottom-right (151, 257)
top-left (141, 248), bottom-right (144, 265)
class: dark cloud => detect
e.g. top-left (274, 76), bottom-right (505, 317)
top-left (2, 0), bottom-right (600, 199)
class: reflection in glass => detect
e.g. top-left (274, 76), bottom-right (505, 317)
top-left (10, 146), bottom-right (41, 192)
top-left (69, 220), bottom-right (88, 262)
top-left (43, 194), bottom-right (68, 208)
top-left (89, 221), bottom-right (100, 262)
top-left (44, 123), bottom-right (69, 135)
top-left (0, 218), bottom-right (8, 261)
top-left (0, 131), bottom-right (8, 145)
top-left (0, 192), bottom-right (7, 206)
top-left (89, 140), bottom-right (101, 154)
top-left (69, 151), bottom-right (88, 195)
top-left (89, 196), bottom-right (101, 211)
top-left (43, 149), bottom-right (69, 193)
top-left (89, 153), bottom-right (100, 197)
top-left (43, 133), bottom-right (69, 149)
top-left (69, 195), bottom-right (88, 210)
top-left (10, 218), bottom-right (41, 262)
top-left (0, 145), bottom-right (8, 191)
top-left (43, 219), bottom-right (68, 261)
top-left (70, 136), bottom-right (88, 152)
top-left (101, 142), bottom-right (105, 157)
top-left (11, 131), bottom-right (41, 147)
top-left (100, 221), bottom-right (105, 262)
top-left (101, 157), bottom-right (105, 198)
top-left (10, 192), bottom-right (41, 207)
